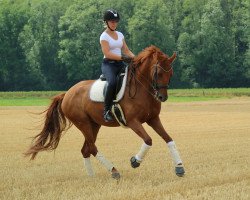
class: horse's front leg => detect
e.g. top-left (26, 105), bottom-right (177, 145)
top-left (147, 116), bottom-right (185, 177)
top-left (128, 120), bottom-right (152, 168)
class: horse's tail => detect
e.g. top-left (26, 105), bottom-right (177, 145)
top-left (24, 93), bottom-right (71, 160)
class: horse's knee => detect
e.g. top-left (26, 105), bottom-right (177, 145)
top-left (81, 145), bottom-right (91, 158)
top-left (81, 150), bottom-right (91, 158)
top-left (81, 141), bottom-right (97, 158)
top-left (144, 137), bottom-right (152, 146)
top-left (88, 143), bottom-right (98, 156)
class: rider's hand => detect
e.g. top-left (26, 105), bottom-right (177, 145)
top-left (121, 54), bottom-right (133, 63)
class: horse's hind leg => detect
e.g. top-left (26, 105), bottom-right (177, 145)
top-left (82, 141), bottom-right (95, 176)
top-left (79, 121), bottom-right (120, 179)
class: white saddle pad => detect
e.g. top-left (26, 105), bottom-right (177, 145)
top-left (89, 67), bottom-right (128, 102)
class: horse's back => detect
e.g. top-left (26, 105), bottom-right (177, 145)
top-left (65, 80), bottom-right (94, 98)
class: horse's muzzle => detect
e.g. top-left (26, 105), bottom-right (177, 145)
top-left (156, 92), bottom-right (168, 102)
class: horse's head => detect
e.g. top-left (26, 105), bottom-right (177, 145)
top-left (134, 45), bottom-right (176, 102)
top-left (150, 50), bottom-right (176, 102)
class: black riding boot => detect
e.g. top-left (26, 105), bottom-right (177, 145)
top-left (104, 108), bottom-right (113, 122)
top-left (103, 84), bottom-right (115, 122)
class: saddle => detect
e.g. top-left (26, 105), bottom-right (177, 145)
top-left (89, 66), bottom-right (128, 127)
top-left (89, 66), bottom-right (128, 103)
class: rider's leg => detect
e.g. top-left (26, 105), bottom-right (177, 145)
top-left (104, 82), bottom-right (116, 121)
top-left (101, 60), bottom-right (120, 121)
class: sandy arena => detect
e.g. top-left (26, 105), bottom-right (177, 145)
top-left (0, 98), bottom-right (249, 200)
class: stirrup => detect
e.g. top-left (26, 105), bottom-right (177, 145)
top-left (104, 110), bottom-right (113, 122)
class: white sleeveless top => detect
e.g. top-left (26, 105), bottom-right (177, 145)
top-left (100, 31), bottom-right (124, 57)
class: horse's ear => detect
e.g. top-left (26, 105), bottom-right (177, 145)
top-left (168, 52), bottom-right (177, 64)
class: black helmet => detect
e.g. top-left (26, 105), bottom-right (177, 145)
top-left (103, 9), bottom-right (120, 22)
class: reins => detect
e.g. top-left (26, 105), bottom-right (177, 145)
top-left (127, 61), bottom-right (172, 99)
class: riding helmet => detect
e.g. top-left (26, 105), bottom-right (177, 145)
top-left (103, 9), bottom-right (120, 22)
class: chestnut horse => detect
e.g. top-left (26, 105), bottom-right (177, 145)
top-left (25, 45), bottom-right (185, 179)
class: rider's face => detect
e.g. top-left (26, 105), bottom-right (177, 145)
top-left (107, 20), bottom-right (119, 30)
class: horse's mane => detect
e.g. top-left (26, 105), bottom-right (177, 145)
top-left (133, 45), bottom-right (168, 66)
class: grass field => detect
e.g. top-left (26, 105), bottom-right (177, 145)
top-left (0, 92), bottom-right (249, 199)
top-left (0, 88), bottom-right (249, 106)
top-left (0, 91), bottom-right (60, 106)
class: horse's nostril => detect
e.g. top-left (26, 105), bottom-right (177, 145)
top-left (158, 94), bottom-right (167, 102)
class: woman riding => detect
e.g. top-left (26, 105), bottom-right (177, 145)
top-left (100, 9), bottom-right (134, 122)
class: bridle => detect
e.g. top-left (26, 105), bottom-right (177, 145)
top-left (128, 61), bottom-right (173, 101)
top-left (152, 62), bottom-right (172, 91)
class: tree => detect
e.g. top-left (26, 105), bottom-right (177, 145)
top-left (197, 0), bottom-right (229, 87)
top-left (231, 0), bottom-right (250, 86)
top-left (19, 0), bottom-right (68, 90)
top-left (177, 0), bottom-right (208, 87)
top-left (0, 0), bottom-right (33, 90)
top-left (128, 0), bottom-right (175, 55)
top-left (58, 0), bottom-right (105, 85)
top-left (198, 0), bottom-right (243, 87)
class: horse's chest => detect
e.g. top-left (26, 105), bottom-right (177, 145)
top-left (133, 101), bottom-right (160, 121)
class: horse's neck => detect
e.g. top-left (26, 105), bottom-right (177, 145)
top-left (127, 62), bottom-right (155, 99)
top-left (134, 60), bottom-right (153, 87)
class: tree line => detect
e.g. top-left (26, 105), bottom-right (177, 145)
top-left (0, 0), bottom-right (249, 91)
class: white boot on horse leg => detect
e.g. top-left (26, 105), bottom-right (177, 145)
top-left (84, 157), bottom-right (95, 176)
top-left (130, 143), bottom-right (151, 168)
top-left (95, 152), bottom-right (120, 180)
top-left (167, 141), bottom-right (185, 176)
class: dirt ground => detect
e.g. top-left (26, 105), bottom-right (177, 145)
top-left (0, 98), bottom-right (249, 200)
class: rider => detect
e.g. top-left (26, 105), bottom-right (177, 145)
top-left (100, 9), bottom-right (134, 122)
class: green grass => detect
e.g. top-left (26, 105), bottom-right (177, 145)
top-left (0, 91), bottom-right (61, 98)
top-left (168, 88), bottom-right (250, 97)
top-left (0, 88), bottom-right (249, 106)
top-left (0, 91), bottom-right (61, 106)
top-left (168, 96), bottom-right (223, 102)
top-left (0, 98), bottom-right (50, 106)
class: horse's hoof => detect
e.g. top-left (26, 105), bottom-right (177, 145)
top-left (175, 165), bottom-right (185, 177)
top-left (130, 156), bottom-right (140, 168)
top-left (111, 172), bottom-right (121, 180)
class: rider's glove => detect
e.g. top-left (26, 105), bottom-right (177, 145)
top-left (121, 54), bottom-right (133, 63)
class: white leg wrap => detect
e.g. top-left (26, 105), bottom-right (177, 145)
top-left (167, 141), bottom-right (183, 166)
top-left (135, 143), bottom-right (152, 162)
top-left (95, 152), bottom-right (114, 172)
top-left (84, 157), bottom-right (95, 176)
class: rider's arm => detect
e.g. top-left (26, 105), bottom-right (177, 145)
top-left (122, 39), bottom-right (135, 58)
